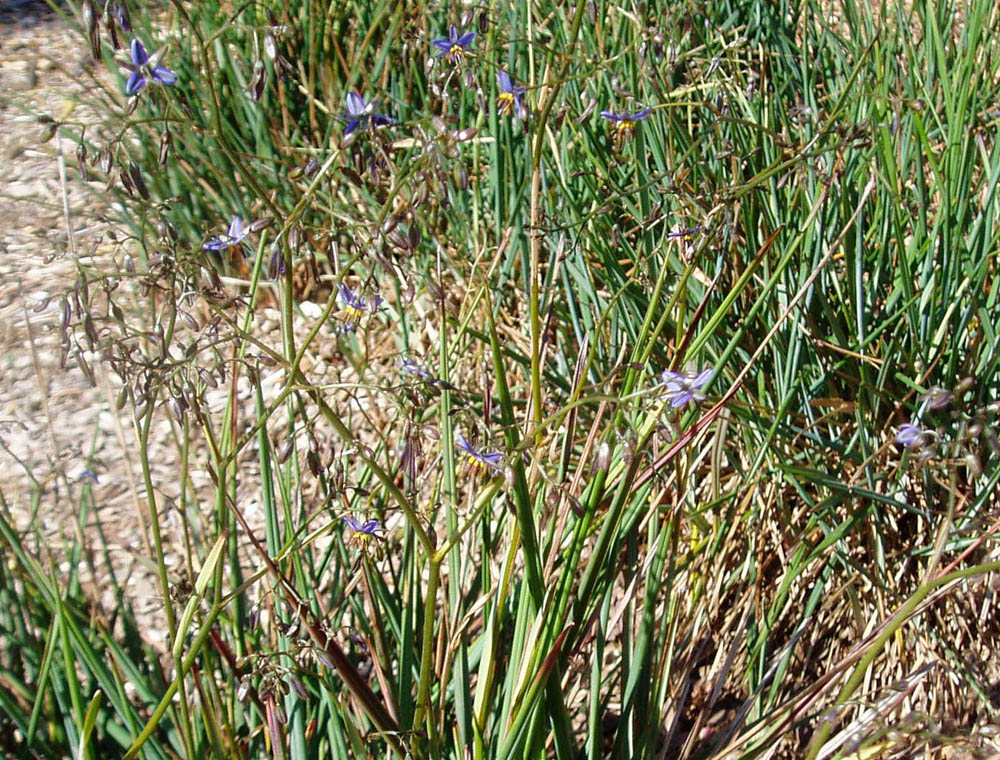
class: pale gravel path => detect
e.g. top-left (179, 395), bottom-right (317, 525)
top-left (0, 2), bottom-right (171, 635)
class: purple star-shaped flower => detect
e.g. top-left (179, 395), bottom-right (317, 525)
top-left (895, 423), bottom-right (925, 448)
top-left (399, 356), bottom-right (431, 378)
top-left (125, 38), bottom-right (177, 96)
top-left (600, 107), bottom-right (652, 144)
top-left (343, 515), bottom-right (380, 546)
top-left (432, 25), bottom-right (475, 66)
top-left (661, 367), bottom-right (713, 408)
top-left (456, 434), bottom-right (503, 474)
top-left (203, 216), bottom-right (250, 254)
top-left (343, 515), bottom-right (380, 535)
top-left (496, 70), bottom-right (526, 118)
top-left (341, 91), bottom-right (394, 135)
top-left (337, 282), bottom-right (383, 332)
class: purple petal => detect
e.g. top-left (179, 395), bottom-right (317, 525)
top-left (360, 520), bottom-right (380, 534)
top-left (896, 423), bottom-right (922, 447)
top-left (203, 238), bottom-right (225, 251)
top-left (372, 113), bottom-right (394, 126)
top-left (344, 119), bottom-right (360, 135)
top-left (338, 282), bottom-right (358, 304)
top-left (448, 24), bottom-right (459, 42)
top-left (343, 516), bottom-right (362, 532)
top-left (432, 38), bottom-right (452, 52)
top-left (600, 110), bottom-right (622, 121)
top-left (692, 368), bottom-right (713, 388)
top-left (345, 91), bottom-right (365, 117)
top-left (456, 435), bottom-right (475, 455)
top-left (130, 38), bottom-right (148, 66)
top-left (151, 65), bottom-right (177, 86)
top-left (661, 369), bottom-right (683, 386)
top-left (670, 393), bottom-right (694, 408)
top-left (227, 216), bottom-right (244, 240)
top-left (498, 70), bottom-right (512, 91)
top-left (113, 3), bottom-right (130, 31)
top-left (630, 108), bottom-right (652, 121)
top-left (456, 32), bottom-right (475, 48)
top-left (481, 452), bottom-right (503, 467)
top-left (125, 71), bottom-right (146, 95)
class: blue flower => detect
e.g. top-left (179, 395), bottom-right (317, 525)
top-left (125, 38), bottom-right (177, 96)
top-left (432, 25), bottom-right (475, 66)
top-left (661, 367), bottom-right (713, 408)
top-left (895, 423), bottom-right (925, 448)
top-left (337, 283), bottom-right (383, 331)
top-left (341, 91), bottom-right (394, 135)
top-left (343, 515), bottom-right (380, 546)
top-left (113, 3), bottom-right (131, 32)
top-left (203, 216), bottom-right (250, 254)
top-left (456, 434), bottom-right (503, 474)
top-left (496, 70), bottom-right (526, 117)
top-left (399, 356), bottom-right (431, 378)
top-left (666, 226), bottom-right (701, 239)
top-left (600, 107), bottom-right (652, 144)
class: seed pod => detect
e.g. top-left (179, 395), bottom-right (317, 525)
top-left (595, 441), bottom-right (611, 472)
top-left (314, 648), bottom-right (335, 669)
top-left (277, 438), bottom-right (295, 464)
top-left (250, 216), bottom-right (272, 233)
top-left (306, 450), bottom-right (321, 478)
top-left (128, 163), bottom-right (148, 199)
top-left (83, 314), bottom-right (98, 349)
top-left (158, 130), bottom-right (171, 165)
top-left (81, 0), bottom-right (99, 58)
top-left (179, 310), bottom-right (199, 331)
top-left (237, 677), bottom-right (252, 703)
top-left (118, 164), bottom-right (134, 196)
top-left (264, 32), bottom-right (278, 60)
top-left (966, 453), bottom-right (983, 478)
top-left (116, 385), bottom-right (129, 409)
top-left (169, 398), bottom-right (185, 422)
top-left (74, 349), bottom-right (97, 387)
top-left (342, 166), bottom-right (364, 187)
top-left (407, 223), bottom-right (421, 250)
top-left (112, 1), bottom-right (130, 31)
top-left (381, 214), bottom-right (400, 236)
top-left (268, 246), bottom-right (285, 280)
top-left (289, 677), bottom-right (307, 700)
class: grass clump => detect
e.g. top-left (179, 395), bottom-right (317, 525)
top-left (3, 0), bottom-right (1000, 758)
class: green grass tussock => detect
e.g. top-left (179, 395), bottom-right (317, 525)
top-left (2, 0), bottom-right (1000, 757)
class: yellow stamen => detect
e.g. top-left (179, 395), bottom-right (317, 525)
top-left (612, 120), bottom-right (636, 144)
top-left (497, 92), bottom-right (515, 115)
top-left (448, 45), bottom-right (465, 65)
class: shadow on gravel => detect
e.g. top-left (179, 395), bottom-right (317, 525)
top-left (0, 0), bottom-right (63, 26)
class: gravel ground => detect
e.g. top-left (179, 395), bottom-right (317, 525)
top-left (0, 1), bottom-right (173, 632)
